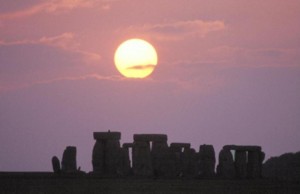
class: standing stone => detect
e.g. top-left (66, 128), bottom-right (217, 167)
top-left (132, 134), bottom-right (169, 177)
top-left (247, 151), bottom-right (260, 178)
top-left (235, 150), bottom-right (247, 178)
top-left (51, 156), bottom-right (61, 174)
top-left (92, 131), bottom-right (122, 176)
top-left (105, 139), bottom-right (122, 175)
top-left (151, 140), bottom-right (170, 177)
top-left (217, 148), bottom-right (235, 179)
top-left (222, 145), bottom-right (263, 179)
top-left (61, 146), bottom-right (77, 172)
top-left (92, 141), bottom-right (105, 173)
top-left (262, 151), bottom-right (300, 181)
top-left (132, 141), bottom-right (153, 177)
top-left (120, 147), bottom-right (131, 176)
top-left (198, 145), bottom-right (216, 178)
top-left (182, 148), bottom-right (198, 178)
top-left (164, 149), bottom-right (178, 178)
top-left (122, 143), bottom-right (133, 176)
top-left (258, 151), bottom-right (265, 178)
top-left (169, 143), bottom-right (191, 177)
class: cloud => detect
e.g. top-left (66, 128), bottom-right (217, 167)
top-left (149, 20), bottom-right (225, 37)
top-left (0, 33), bottom-right (101, 64)
top-left (204, 46), bottom-right (300, 67)
top-left (39, 32), bottom-right (78, 49)
top-left (0, 74), bottom-right (124, 94)
top-left (33, 73), bottom-right (212, 95)
top-left (35, 73), bottom-right (123, 84)
top-left (0, 33), bottom-right (76, 48)
top-left (122, 20), bottom-right (225, 41)
top-left (0, 39), bottom-right (35, 46)
top-left (44, 0), bottom-right (95, 13)
top-left (0, 0), bottom-right (101, 20)
top-left (126, 64), bottom-right (156, 70)
top-left (249, 48), bottom-right (300, 67)
top-left (39, 33), bottom-right (102, 64)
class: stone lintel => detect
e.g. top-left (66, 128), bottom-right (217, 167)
top-left (223, 145), bottom-right (261, 152)
top-left (93, 131), bottom-right (121, 140)
top-left (123, 143), bottom-right (134, 148)
top-left (133, 134), bottom-right (167, 142)
top-left (170, 143), bottom-right (191, 149)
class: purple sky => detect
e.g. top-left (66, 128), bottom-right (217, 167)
top-left (0, 0), bottom-right (300, 172)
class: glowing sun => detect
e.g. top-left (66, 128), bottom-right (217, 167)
top-left (114, 39), bottom-right (158, 78)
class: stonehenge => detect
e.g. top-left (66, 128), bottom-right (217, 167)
top-left (91, 132), bottom-right (265, 179)
top-left (54, 131), bottom-right (266, 179)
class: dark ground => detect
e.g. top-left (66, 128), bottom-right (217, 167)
top-left (0, 172), bottom-right (299, 194)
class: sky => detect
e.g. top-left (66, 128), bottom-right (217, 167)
top-left (0, 0), bottom-right (300, 172)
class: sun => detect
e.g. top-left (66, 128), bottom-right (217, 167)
top-left (114, 39), bottom-right (158, 78)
